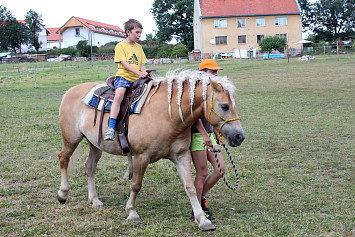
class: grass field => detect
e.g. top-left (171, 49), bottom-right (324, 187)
top-left (0, 55), bottom-right (354, 236)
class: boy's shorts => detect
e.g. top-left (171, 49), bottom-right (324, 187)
top-left (114, 76), bottom-right (134, 89)
top-left (190, 133), bottom-right (217, 152)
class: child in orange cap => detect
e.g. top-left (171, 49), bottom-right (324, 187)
top-left (190, 59), bottom-right (226, 220)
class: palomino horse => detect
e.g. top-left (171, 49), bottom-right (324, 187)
top-left (57, 70), bottom-right (244, 231)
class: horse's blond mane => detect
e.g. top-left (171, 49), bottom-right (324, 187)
top-left (148, 70), bottom-right (237, 122)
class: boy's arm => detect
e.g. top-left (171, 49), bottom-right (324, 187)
top-left (194, 119), bottom-right (212, 147)
top-left (121, 60), bottom-right (148, 78)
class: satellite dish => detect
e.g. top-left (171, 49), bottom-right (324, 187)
top-left (210, 39), bottom-right (215, 45)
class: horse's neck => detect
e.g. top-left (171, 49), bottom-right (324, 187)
top-left (178, 82), bottom-right (210, 128)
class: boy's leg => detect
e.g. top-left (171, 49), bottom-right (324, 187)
top-left (105, 87), bottom-right (127, 140)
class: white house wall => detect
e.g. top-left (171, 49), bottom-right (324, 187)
top-left (92, 32), bottom-right (124, 47)
top-left (62, 27), bottom-right (124, 48)
top-left (62, 27), bottom-right (89, 48)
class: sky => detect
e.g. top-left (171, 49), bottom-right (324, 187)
top-left (1, 0), bottom-right (158, 40)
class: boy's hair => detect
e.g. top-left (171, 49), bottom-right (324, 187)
top-left (124, 19), bottom-right (143, 36)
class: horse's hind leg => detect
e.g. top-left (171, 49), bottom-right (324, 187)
top-left (57, 138), bottom-right (82, 204)
top-left (125, 154), bottom-right (150, 222)
top-left (85, 142), bottom-right (103, 207)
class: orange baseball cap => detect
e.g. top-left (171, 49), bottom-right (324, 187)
top-left (198, 59), bottom-right (223, 71)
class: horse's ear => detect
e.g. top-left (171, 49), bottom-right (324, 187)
top-left (209, 78), bottom-right (223, 92)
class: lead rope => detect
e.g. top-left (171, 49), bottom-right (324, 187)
top-left (203, 139), bottom-right (240, 190)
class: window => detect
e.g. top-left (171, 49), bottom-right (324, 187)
top-left (257, 35), bottom-right (265, 43)
top-left (215, 36), bottom-right (227, 45)
top-left (214, 19), bottom-right (227, 28)
top-left (238, 35), bottom-right (246, 44)
top-left (275, 17), bottom-right (287, 26)
top-left (237, 18), bottom-right (246, 27)
top-left (276, 34), bottom-right (288, 41)
top-left (75, 28), bottom-right (80, 36)
top-left (256, 18), bottom-right (265, 27)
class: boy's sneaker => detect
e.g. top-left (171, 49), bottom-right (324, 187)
top-left (201, 198), bottom-right (213, 216)
top-left (104, 128), bottom-right (115, 140)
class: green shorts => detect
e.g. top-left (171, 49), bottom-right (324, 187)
top-left (190, 133), bottom-right (217, 152)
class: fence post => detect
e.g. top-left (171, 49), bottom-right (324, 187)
top-left (6, 61), bottom-right (8, 79)
top-left (109, 59), bottom-right (111, 77)
top-left (34, 66), bottom-right (37, 88)
top-left (18, 62), bottom-right (21, 81)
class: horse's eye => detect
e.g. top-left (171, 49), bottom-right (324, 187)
top-left (220, 104), bottom-right (229, 111)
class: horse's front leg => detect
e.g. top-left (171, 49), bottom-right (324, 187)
top-left (125, 154), bottom-right (150, 222)
top-left (86, 143), bottom-right (103, 207)
top-left (172, 151), bottom-right (216, 231)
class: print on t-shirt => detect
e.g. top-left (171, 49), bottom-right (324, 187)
top-left (128, 54), bottom-right (139, 65)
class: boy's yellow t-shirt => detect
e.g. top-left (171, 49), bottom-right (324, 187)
top-left (114, 41), bottom-right (147, 82)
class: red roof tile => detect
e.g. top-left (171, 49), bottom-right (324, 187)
top-left (74, 17), bottom-right (125, 37)
top-left (47, 28), bottom-right (63, 41)
top-left (199, 0), bottom-right (300, 18)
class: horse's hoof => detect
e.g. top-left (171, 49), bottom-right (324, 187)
top-left (199, 222), bottom-right (216, 231)
top-left (126, 214), bottom-right (143, 223)
top-left (57, 193), bottom-right (67, 204)
top-left (91, 200), bottom-right (104, 208)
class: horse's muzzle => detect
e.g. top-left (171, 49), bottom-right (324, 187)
top-left (225, 129), bottom-right (245, 147)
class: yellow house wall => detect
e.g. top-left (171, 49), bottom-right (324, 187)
top-left (200, 14), bottom-right (301, 55)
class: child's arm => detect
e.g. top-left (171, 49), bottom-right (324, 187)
top-left (121, 60), bottom-right (148, 78)
top-left (194, 119), bottom-right (212, 147)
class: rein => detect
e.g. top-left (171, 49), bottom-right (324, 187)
top-left (207, 89), bottom-right (240, 142)
top-left (203, 141), bottom-right (240, 190)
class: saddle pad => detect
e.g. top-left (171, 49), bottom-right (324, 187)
top-left (130, 80), bottom-right (154, 114)
top-left (82, 84), bottom-right (112, 112)
top-left (82, 80), bottom-right (154, 114)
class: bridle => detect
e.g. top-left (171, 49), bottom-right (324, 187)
top-left (207, 89), bottom-right (240, 142)
top-left (205, 88), bottom-right (241, 190)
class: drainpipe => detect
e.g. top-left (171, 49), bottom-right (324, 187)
top-left (59, 32), bottom-right (61, 49)
top-left (200, 17), bottom-right (203, 59)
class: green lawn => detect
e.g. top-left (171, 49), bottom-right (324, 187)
top-left (0, 55), bottom-right (354, 236)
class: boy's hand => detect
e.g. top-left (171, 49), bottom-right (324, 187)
top-left (139, 71), bottom-right (148, 78)
top-left (202, 134), bottom-right (213, 147)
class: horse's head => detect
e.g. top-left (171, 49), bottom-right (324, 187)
top-left (205, 79), bottom-right (245, 147)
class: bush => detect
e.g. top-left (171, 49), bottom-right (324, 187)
top-left (171, 44), bottom-right (188, 58)
top-left (76, 40), bottom-right (98, 57)
top-left (156, 44), bottom-right (173, 58)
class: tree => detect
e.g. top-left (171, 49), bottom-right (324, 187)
top-left (151, 0), bottom-right (194, 51)
top-left (171, 43), bottom-right (188, 57)
top-left (25, 9), bottom-right (43, 52)
top-left (298, 0), bottom-right (315, 32)
top-left (307, 0), bottom-right (355, 42)
top-left (0, 4), bottom-right (15, 51)
top-left (1, 19), bottom-right (29, 52)
top-left (259, 36), bottom-right (287, 58)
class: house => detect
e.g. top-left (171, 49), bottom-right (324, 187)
top-left (193, 0), bottom-right (302, 58)
top-left (57, 16), bottom-right (125, 49)
top-left (18, 20), bottom-right (49, 53)
top-left (47, 28), bottom-right (63, 50)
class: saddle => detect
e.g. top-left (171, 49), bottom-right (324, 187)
top-left (93, 76), bottom-right (151, 154)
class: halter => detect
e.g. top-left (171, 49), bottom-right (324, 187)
top-left (207, 89), bottom-right (240, 142)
